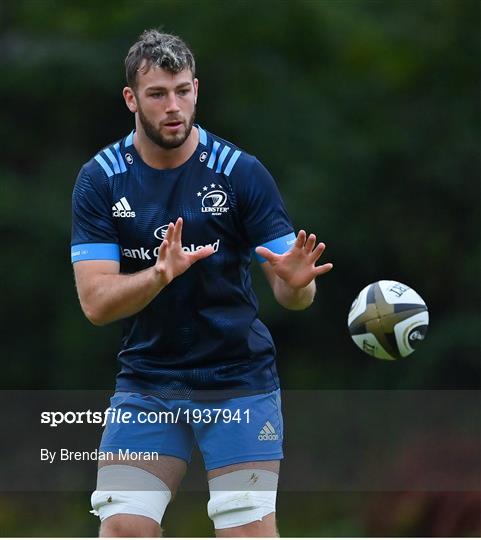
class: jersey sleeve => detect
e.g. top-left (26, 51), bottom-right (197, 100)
top-left (71, 168), bottom-right (120, 263)
top-left (236, 158), bottom-right (295, 262)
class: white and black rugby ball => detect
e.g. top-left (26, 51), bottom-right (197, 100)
top-left (348, 280), bottom-right (429, 360)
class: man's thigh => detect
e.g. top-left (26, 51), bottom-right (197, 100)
top-left (191, 390), bottom-right (283, 535)
top-left (98, 454), bottom-right (187, 497)
top-left (207, 459), bottom-right (280, 480)
top-left (92, 391), bottom-right (196, 533)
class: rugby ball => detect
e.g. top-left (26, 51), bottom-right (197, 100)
top-left (348, 280), bottom-right (429, 360)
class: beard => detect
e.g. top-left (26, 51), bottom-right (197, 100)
top-left (137, 103), bottom-right (196, 150)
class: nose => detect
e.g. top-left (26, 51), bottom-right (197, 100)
top-left (165, 91), bottom-right (180, 113)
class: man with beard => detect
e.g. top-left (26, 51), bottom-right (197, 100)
top-left (71, 30), bottom-right (332, 537)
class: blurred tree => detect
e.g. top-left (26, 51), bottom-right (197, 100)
top-left (1, 0), bottom-right (479, 390)
top-left (0, 0), bottom-right (479, 536)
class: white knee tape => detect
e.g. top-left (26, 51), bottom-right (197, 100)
top-left (207, 469), bottom-right (278, 529)
top-left (90, 465), bottom-right (171, 524)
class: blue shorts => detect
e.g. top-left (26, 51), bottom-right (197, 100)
top-left (99, 390), bottom-right (283, 470)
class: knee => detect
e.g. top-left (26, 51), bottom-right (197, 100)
top-left (91, 465), bottom-right (171, 534)
top-left (99, 514), bottom-right (161, 537)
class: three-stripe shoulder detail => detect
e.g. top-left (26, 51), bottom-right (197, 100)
top-left (205, 140), bottom-right (242, 177)
top-left (94, 143), bottom-right (128, 178)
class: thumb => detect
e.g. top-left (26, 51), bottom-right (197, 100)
top-left (189, 245), bottom-right (215, 263)
top-left (255, 246), bottom-right (277, 263)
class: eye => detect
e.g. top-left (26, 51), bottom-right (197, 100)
top-left (177, 88), bottom-right (190, 96)
top-left (150, 92), bottom-right (164, 99)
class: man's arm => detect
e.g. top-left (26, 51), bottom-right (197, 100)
top-left (256, 230), bottom-right (332, 311)
top-left (74, 260), bottom-right (165, 326)
top-left (74, 218), bottom-right (213, 326)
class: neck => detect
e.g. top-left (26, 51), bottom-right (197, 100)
top-left (133, 123), bottom-right (198, 170)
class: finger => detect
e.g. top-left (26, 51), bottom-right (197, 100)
top-left (255, 246), bottom-right (278, 264)
top-left (314, 262), bottom-right (333, 276)
top-left (188, 245), bottom-right (215, 263)
top-left (157, 239), bottom-right (169, 260)
top-left (310, 242), bottom-right (326, 262)
top-left (295, 230), bottom-right (306, 249)
top-left (173, 217), bottom-right (183, 244)
top-left (164, 222), bottom-right (175, 243)
top-left (305, 233), bottom-right (316, 253)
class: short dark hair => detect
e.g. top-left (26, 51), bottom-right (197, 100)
top-left (125, 29), bottom-right (196, 88)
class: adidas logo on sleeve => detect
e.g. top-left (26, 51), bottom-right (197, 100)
top-left (258, 420), bottom-right (279, 441)
top-left (112, 197), bottom-right (136, 218)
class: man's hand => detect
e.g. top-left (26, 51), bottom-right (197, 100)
top-left (154, 217), bottom-right (214, 285)
top-left (255, 230), bottom-right (333, 290)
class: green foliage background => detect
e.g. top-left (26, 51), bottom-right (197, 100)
top-left (0, 0), bottom-right (479, 536)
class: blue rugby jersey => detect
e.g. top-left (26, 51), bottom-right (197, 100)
top-left (71, 126), bottom-right (295, 399)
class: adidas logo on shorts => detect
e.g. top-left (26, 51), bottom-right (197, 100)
top-left (112, 197), bottom-right (136, 218)
top-left (258, 420), bottom-right (279, 441)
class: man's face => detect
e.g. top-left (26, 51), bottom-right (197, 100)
top-left (126, 64), bottom-right (198, 149)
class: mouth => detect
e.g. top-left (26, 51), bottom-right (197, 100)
top-left (164, 120), bottom-right (183, 130)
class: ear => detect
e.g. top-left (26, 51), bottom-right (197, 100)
top-left (193, 78), bottom-right (199, 105)
top-left (123, 87), bottom-right (138, 113)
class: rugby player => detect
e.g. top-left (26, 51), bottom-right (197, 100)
top-left (71, 29), bottom-right (332, 537)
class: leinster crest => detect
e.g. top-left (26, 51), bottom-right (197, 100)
top-left (196, 183), bottom-right (230, 216)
